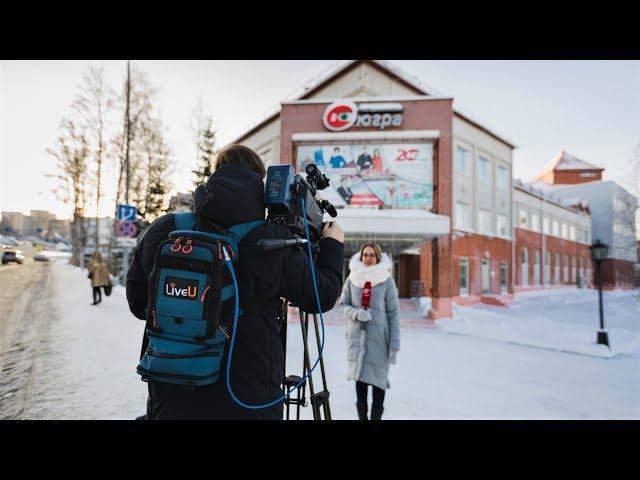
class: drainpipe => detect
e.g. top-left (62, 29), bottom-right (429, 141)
top-left (541, 196), bottom-right (547, 288)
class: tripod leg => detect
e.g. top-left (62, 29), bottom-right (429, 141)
top-left (312, 313), bottom-right (332, 420)
top-left (279, 300), bottom-right (289, 420)
top-left (299, 309), bottom-right (320, 420)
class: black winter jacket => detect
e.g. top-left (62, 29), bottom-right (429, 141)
top-left (126, 164), bottom-right (344, 419)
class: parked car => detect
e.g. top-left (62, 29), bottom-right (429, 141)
top-left (33, 252), bottom-right (51, 262)
top-left (2, 250), bottom-right (26, 265)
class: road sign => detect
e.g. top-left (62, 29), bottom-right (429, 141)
top-left (117, 220), bottom-right (138, 238)
top-left (115, 237), bottom-right (137, 247)
top-left (117, 204), bottom-right (137, 222)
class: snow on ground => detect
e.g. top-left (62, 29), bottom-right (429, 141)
top-left (440, 289), bottom-right (640, 358)
top-left (26, 261), bottom-right (640, 419)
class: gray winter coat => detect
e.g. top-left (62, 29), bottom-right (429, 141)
top-left (341, 276), bottom-right (400, 390)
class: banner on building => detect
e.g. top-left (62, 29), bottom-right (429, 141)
top-left (296, 142), bottom-right (433, 209)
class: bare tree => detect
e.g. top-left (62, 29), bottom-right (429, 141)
top-left (47, 119), bottom-right (90, 266)
top-left (112, 64), bottom-right (157, 210)
top-left (71, 64), bottom-right (114, 248)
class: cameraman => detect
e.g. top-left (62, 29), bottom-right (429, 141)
top-left (126, 144), bottom-right (344, 420)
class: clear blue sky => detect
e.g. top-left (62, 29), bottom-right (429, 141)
top-left (1, 60), bottom-right (638, 220)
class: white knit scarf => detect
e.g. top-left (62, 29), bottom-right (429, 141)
top-left (348, 252), bottom-right (392, 288)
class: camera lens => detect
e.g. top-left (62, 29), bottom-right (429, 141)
top-left (305, 163), bottom-right (318, 176)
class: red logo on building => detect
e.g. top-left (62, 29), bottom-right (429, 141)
top-left (323, 101), bottom-right (358, 131)
top-left (396, 149), bottom-right (419, 161)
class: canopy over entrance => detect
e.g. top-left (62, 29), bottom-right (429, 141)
top-left (328, 208), bottom-right (450, 257)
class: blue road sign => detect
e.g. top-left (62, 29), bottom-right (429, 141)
top-left (117, 204), bottom-right (137, 222)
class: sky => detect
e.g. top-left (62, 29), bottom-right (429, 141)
top-left (1, 60), bottom-right (639, 221)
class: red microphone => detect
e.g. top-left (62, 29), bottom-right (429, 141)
top-left (361, 281), bottom-right (372, 309)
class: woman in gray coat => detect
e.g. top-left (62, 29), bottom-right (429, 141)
top-left (341, 243), bottom-right (400, 420)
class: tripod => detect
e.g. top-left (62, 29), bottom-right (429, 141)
top-left (278, 298), bottom-right (332, 420)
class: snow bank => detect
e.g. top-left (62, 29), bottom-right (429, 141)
top-left (417, 296), bottom-right (431, 316)
top-left (439, 288), bottom-right (640, 358)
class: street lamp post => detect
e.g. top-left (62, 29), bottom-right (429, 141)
top-left (589, 239), bottom-right (610, 348)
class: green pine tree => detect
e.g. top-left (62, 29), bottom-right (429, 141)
top-left (192, 117), bottom-right (216, 188)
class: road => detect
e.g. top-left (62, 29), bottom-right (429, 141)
top-left (0, 247), bottom-right (58, 419)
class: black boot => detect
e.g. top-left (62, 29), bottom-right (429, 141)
top-left (356, 402), bottom-right (368, 421)
top-left (370, 406), bottom-right (384, 420)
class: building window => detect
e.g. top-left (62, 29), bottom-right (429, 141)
top-left (531, 212), bottom-right (540, 232)
top-left (552, 219), bottom-right (560, 237)
top-left (459, 257), bottom-right (469, 295)
top-left (478, 209), bottom-right (492, 235)
top-left (478, 156), bottom-right (491, 183)
top-left (543, 216), bottom-right (550, 234)
top-left (455, 146), bottom-right (470, 176)
top-left (496, 214), bottom-right (509, 238)
top-left (500, 261), bottom-right (508, 292)
top-left (455, 201), bottom-right (473, 230)
top-left (496, 165), bottom-right (509, 190)
top-left (518, 206), bottom-right (529, 229)
top-left (561, 223), bottom-right (568, 239)
top-left (569, 225), bottom-right (576, 241)
top-left (520, 247), bottom-right (529, 286)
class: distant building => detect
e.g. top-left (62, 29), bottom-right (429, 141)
top-left (26, 210), bottom-right (56, 237)
top-left (534, 151), bottom-right (605, 185)
top-left (0, 211), bottom-right (25, 236)
top-left (83, 216), bottom-right (114, 248)
top-left (167, 192), bottom-right (194, 213)
top-left (513, 180), bottom-right (592, 291)
top-left (532, 151), bottom-right (638, 288)
top-left (47, 218), bottom-right (71, 240)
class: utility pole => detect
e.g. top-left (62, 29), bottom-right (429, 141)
top-left (124, 60), bottom-right (131, 205)
top-left (121, 60), bottom-right (133, 286)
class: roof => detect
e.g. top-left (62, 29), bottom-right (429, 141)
top-left (534, 150), bottom-right (604, 181)
top-left (230, 60), bottom-right (516, 149)
top-left (513, 179), bottom-right (591, 214)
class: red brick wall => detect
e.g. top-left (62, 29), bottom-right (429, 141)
top-left (514, 228), bottom-right (591, 286)
top-left (552, 169), bottom-right (603, 185)
top-left (600, 258), bottom-right (637, 288)
top-left (451, 232), bottom-right (512, 296)
top-left (280, 98), bottom-right (454, 298)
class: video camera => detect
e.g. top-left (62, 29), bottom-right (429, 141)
top-left (261, 163), bottom-right (337, 249)
top-left (261, 163), bottom-right (338, 420)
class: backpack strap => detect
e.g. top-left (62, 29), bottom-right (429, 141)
top-left (224, 220), bottom-right (266, 257)
top-left (226, 220), bottom-right (265, 240)
top-left (175, 211), bottom-right (196, 231)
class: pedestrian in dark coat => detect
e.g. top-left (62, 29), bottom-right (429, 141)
top-left (126, 144), bottom-right (345, 420)
top-left (340, 243), bottom-right (400, 420)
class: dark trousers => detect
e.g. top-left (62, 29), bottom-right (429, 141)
top-left (356, 381), bottom-right (385, 408)
top-left (92, 286), bottom-right (102, 303)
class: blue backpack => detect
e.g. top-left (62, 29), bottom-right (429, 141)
top-left (137, 212), bottom-right (264, 388)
